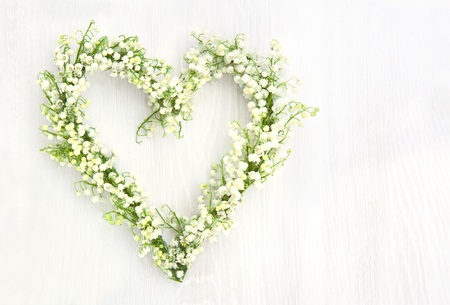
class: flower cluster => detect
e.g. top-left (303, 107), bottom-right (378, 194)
top-left (38, 21), bottom-right (318, 282)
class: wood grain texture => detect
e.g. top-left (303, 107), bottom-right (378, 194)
top-left (1, 0), bottom-right (449, 304)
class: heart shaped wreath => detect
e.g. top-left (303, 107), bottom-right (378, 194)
top-left (37, 21), bottom-right (318, 282)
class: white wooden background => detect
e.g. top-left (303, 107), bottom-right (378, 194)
top-left (1, 0), bottom-right (450, 304)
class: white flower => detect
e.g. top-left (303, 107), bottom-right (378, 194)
top-left (248, 171), bottom-right (261, 181)
top-left (238, 162), bottom-right (248, 171)
top-left (248, 153), bottom-right (260, 163)
top-left (217, 186), bottom-right (229, 197)
top-left (176, 270), bottom-right (184, 278)
top-left (241, 74), bottom-right (251, 83)
top-left (233, 141), bottom-right (243, 150)
top-left (267, 85), bottom-right (277, 93)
